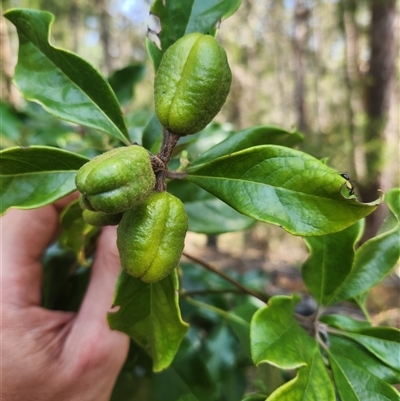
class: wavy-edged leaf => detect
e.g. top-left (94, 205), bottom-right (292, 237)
top-left (267, 351), bottom-right (335, 401)
top-left (147, 0), bottom-right (241, 70)
top-left (4, 9), bottom-right (130, 145)
top-left (301, 220), bottom-right (363, 305)
top-left (250, 295), bottom-right (315, 368)
top-left (328, 344), bottom-right (400, 401)
top-left (168, 180), bottom-right (255, 234)
top-left (328, 188), bottom-right (400, 303)
top-left (186, 146), bottom-right (381, 236)
top-left (0, 146), bottom-right (88, 215)
top-left (107, 270), bottom-right (189, 372)
top-left (338, 327), bottom-right (400, 372)
top-left (329, 335), bottom-right (400, 384)
top-left (192, 125), bottom-right (303, 166)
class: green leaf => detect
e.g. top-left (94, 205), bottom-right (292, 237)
top-left (59, 199), bottom-right (98, 266)
top-left (0, 146), bottom-right (88, 216)
top-left (147, 0), bottom-right (241, 70)
top-left (107, 270), bottom-right (189, 372)
top-left (250, 295), bottom-right (315, 368)
top-left (168, 180), bottom-right (255, 234)
top-left (154, 330), bottom-right (216, 401)
top-left (192, 125), bottom-right (303, 167)
top-left (328, 189), bottom-right (400, 303)
top-left (266, 351), bottom-right (335, 401)
top-left (152, 368), bottom-right (200, 401)
top-left (186, 146), bottom-right (380, 236)
top-left (328, 345), bottom-right (400, 401)
top-left (329, 335), bottom-right (400, 384)
top-left (338, 327), bottom-right (400, 372)
top-left (142, 113), bottom-right (163, 153)
top-left (108, 64), bottom-right (146, 105)
top-left (4, 9), bottom-right (130, 145)
top-left (319, 314), bottom-right (371, 331)
top-left (301, 220), bottom-right (364, 305)
top-left (241, 396), bottom-right (268, 401)
top-left (0, 101), bottom-right (22, 143)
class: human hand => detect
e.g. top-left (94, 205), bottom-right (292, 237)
top-left (1, 196), bottom-right (129, 401)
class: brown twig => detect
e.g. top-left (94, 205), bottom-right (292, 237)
top-left (182, 250), bottom-right (270, 303)
top-left (155, 129), bottom-right (181, 191)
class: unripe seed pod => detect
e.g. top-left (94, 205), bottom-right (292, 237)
top-left (82, 209), bottom-right (123, 227)
top-left (117, 191), bottom-right (188, 283)
top-left (154, 33), bottom-right (232, 136)
top-left (75, 145), bottom-right (155, 214)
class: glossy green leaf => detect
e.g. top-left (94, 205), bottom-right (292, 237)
top-left (319, 314), bottom-right (371, 331)
top-left (142, 113), bottom-right (163, 153)
top-left (250, 295), bottom-right (316, 368)
top-left (302, 220), bottom-right (363, 305)
top-left (328, 188), bottom-right (400, 303)
top-left (147, 0), bottom-right (241, 70)
top-left (108, 64), bottom-right (146, 105)
top-left (0, 146), bottom-right (88, 215)
top-left (328, 346), bottom-right (400, 401)
top-left (168, 180), bottom-right (255, 234)
top-left (192, 125), bottom-right (303, 167)
top-left (186, 146), bottom-right (380, 236)
top-left (4, 9), bottom-right (130, 145)
top-left (107, 270), bottom-right (189, 372)
top-left (338, 327), bottom-right (400, 372)
top-left (329, 335), bottom-right (400, 384)
top-left (267, 351), bottom-right (335, 401)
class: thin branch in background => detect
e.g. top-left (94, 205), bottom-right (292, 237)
top-left (182, 250), bottom-right (270, 303)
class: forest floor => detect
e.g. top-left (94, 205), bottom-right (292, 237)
top-left (183, 223), bottom-right (400, 328)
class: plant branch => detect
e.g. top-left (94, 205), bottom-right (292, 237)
top-left (182, 250), bottom-right (269, 303)
top-left (155, 128), bottom-right (181, 191)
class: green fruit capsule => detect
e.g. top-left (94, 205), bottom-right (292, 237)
top-left (82, 209), bottom-right (123, 227)
top-left (117, 191), bottom-right (188, 283)
top-left (75, 145), bottom-right (155, 214)
top-left (154, 32), bottom-right (232, 136)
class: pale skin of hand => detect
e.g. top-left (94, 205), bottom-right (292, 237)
top-left (0, 195), bottom-right (129, 401)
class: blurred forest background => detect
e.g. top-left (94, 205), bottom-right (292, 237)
top-left (1, 0), bottom-right (399, 322)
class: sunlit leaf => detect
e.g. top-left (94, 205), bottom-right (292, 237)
top-left (250, 295), bottom-right (315, 368)
top-left (147, 0), bottom-right (241, 70)
top-left (4, 9), bottom-right (130, 145)
top-left (266, 351), bottom-right (335, 401)
top-left (186, 146), bottom-right (381, 236)
top-left (0, 146), bottom-right (88, 215)
top-left (319, 314), bottom-right (371, 331)
top-left (108, 270), bottom-right (189, 372)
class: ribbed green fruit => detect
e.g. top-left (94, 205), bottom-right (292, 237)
top-left (82, 209), bottom-right (123, 227)
top-left (117, 191), bottom-right (188, 283)
top-left (154, 33), bottom-right (232, 136)
top-left (75, 145), bottom-right (155, 214)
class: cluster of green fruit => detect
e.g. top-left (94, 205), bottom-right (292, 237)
top-left (75, 33), bottom-right (231, 283)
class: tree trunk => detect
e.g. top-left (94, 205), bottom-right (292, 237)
top-left (292, 0), bottom-right (310, 133)
top-left (95, 0), bottom-right (113, 75)
top-left (360, 0), bottom-right (396, 240)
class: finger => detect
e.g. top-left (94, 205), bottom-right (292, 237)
top-left (70, 225), bottom-right (128, 335)
top-left (1, 194), bottom-right (78, 306)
